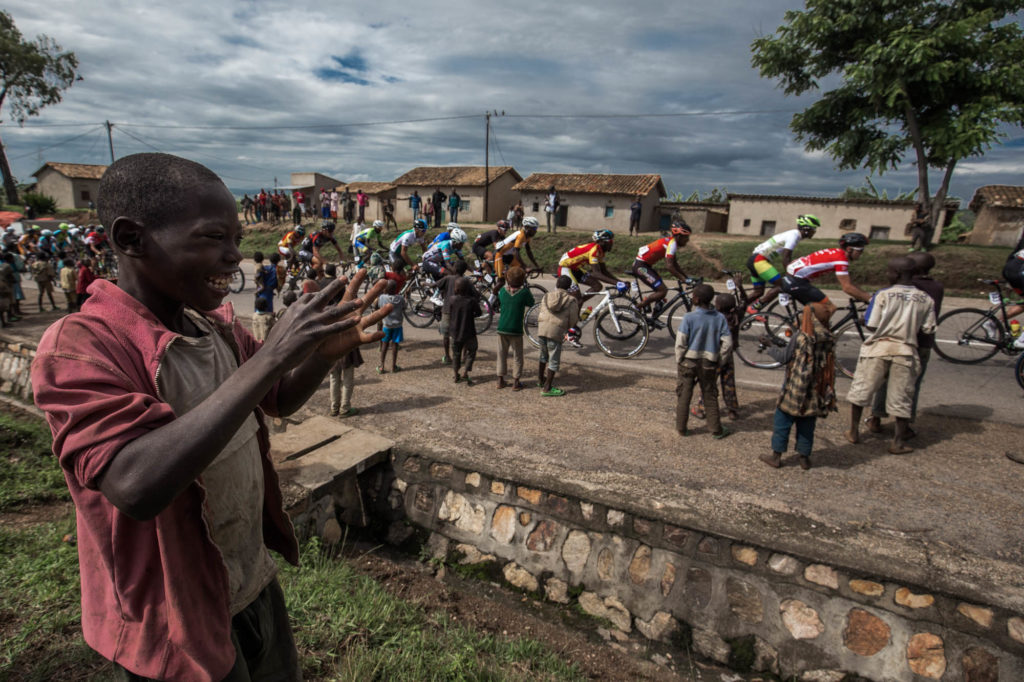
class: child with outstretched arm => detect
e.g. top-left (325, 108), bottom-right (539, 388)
top-left (31, 153), bottom-right (390, 681)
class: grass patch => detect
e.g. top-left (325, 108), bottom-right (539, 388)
top-left (241, 223), bottom-right (1011, 297)
top-left (279, 538), bottom-right (584, 681)
top-left (0, 413), bottom-right (68, 512)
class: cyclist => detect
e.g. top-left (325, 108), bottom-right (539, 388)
top-left (493, 216), bottom-right (542, 282)
top-left (277, 225), bottom-right (305, 270)
top-left (1002, 227), bottom-right (1024, 350)
top-left (18, 226), bottom-right (39, 256)
top-left (37, 229), bottom-right (56, 259)
top-left (746, 214), bottom-right (820, 312)
top-left (778, 232), bottom-right (872, 312)
top-left (471, 219), bottom-right (510, 276)
top-left (301, 222), bottom-right (340, 274)
top-left (430, 221), bottom-right (461, 247)
top-left (84, 225), bottom-right (110, 259)
top-left (421, 227), bottom-right (467, 281)
top-left (631, 220), bottom-right (694, 310)
top-left (389, 218), bottom-right (430, 273)
top-left (558, 229), bottom-right (630, 300)
top-left (52, 226), bottom-right (70, 253)
top-left (353, 220), bottom-right (387, 266)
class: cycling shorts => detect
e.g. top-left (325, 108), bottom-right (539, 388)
top-left (779, 274), bottom-right (826, 304)
top-left (421, 259), bottom-right (445, 280)
top-left (746, 253), bottom-right (782, 286)
top-left (1003, 258), bottom-right (1024, 296)
top-left (471, 244), bottom-right (491, 261)
top-left (558, 266), bottom-right (590, 290)
top-left (631, 260), bottom-right (663, 290)
top-left (353, 241), bottom-right (369, 259)
top-left (297, 250), bottom-right (313, 263)
top-left (389, 252), bottom-right (408, 271)
top-left (494, 252), bottom-right (515, 278)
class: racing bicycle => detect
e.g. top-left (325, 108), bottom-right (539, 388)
top-left (623, 275), bottom-right (702, 340)
top-left (933, 279), bottom-right (1024, 364)
top-left (402, 268), bottom-right (494, 334)
top-left (524, 286), bottom-right (649, 359)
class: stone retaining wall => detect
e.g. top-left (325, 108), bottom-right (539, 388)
top-left (0, 337), bottom-right (35, 402)
top-left (379, 450), bottom-right (1024, 682)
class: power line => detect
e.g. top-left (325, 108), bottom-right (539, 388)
top-left (114, 113), bottom-right (483, 131)
top-left (7, 125), bottom-right (105, 161)
top-left (504, 108), bottom-right (792, 119)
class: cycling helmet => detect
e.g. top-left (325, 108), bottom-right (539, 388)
top-left (593, 229), bottom-right (614, 243)
top-left (839, 232), bottom-right (869, 249)
top-left (496, 219), bottom-right (510, 232)
top-left (447, 222), bottom-right (460, 231)
top-left (40, 229), bottom-right (52, 237)
top-left (96, 226), bottom-right (105, 233)
top-left (294, 226), bottom-right (305, 236)
top-left (449, 227), bottom-right (467, 245)
top-left (58, 222), bottom-right (69, 230)
top-left (522, 216), bottom-right (539, 230)
top-left (796, 214), bottom-right (821, 231)
top-left (413, 218), bottom-right (429, 232)
top-left (68, 228), bottom-right (81, 237)
top-left (369, 251), bottom-right (383, 266)
top-left (321, 221), bottom-right (335, 232)
top-left (670, 220), bottom-right (692, 236)
top-left (372, 220), bottom-right (384, 229)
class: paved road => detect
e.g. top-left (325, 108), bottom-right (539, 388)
top-left (217, 260), bottom-right (1023, 427)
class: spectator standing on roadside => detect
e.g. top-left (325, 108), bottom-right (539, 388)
top-left (846, 256), bottom-right (936, 454)
top-left (759, 302), bottom-right (836, 470)
top-left (377, 280), bottom-right (406, 373)
top-left (31, 255), bottom-right (58, 312)
top-left (695, 293), bottom-right (741, 421)
top-left (383, 199), bottom-right (397, 231)
top-left (449, 276), bottom-right (481, 385)
top-left (408, 190), bottom-right (422, 220)
top-left (908, 202), bottom-right (930, 252)
top-left (257, 189), bottom-right (267, 223)
top-left (545, 186), bottom-right (560, 233)
top-left (356, 189), bottom-right (368, 223)
top-left (674, 284), bottom-right (732, 439)
top-left (431, 187), bottom-right (446, 230)
top-left (629, 195), bottom-right (643, 236)
top-left (59, 257), bottom-right (77, 312)
top-left (340, 186), bottom-right (351, 223)
top-left (0, 253), bottom-right (15, 325)
top-left (251, 295), bottom-right (275, 342)
top-left (495, 267), bottom-right (534, 390)
top-left (433, 260), bottom-right (469, 366)
top-left (448, 189), bottom-right (461, 222)
top-left (536, 276), bottom-right (579, 396)
top-left (513, 200), bottom-right (524, 227)
top-left (241, 194), bottom-right (255, 225)
top-left (292, 189), bottom-right (306, 223)
top-left (329, 189), bottom-right (339, 220)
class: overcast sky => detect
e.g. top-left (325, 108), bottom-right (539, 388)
top-left (5, 1), bottom-right (1022, 204)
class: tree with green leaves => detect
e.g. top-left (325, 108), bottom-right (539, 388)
top-left (752, 0), bottom-right (1024, 246)
top-left (0, 11), bottom-right (79, 204)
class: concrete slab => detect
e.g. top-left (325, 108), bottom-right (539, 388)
top-left (275, 427), bottom-right (393, 497)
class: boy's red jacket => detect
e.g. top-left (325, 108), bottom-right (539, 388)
top-left (31, 278), bottom-right (299, 681)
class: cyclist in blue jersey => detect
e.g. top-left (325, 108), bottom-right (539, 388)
top-left (421, 227), bottom-right (468, 281)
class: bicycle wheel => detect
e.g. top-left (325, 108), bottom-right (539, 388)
top-left (403, 284), bottom-right (437, 328)
top-left (593, 306), bottom-right (648, 358)
top-left (474, 298), bottom-right (494, 335)
top-left (524, 303), bottom-right (541, 348)
top-left (228, 264), bottom-right (245, 293)
top-left (527, 283), bottom-right (548, 301)
top-left (1016, 352), bottom-right (1024, 391)
top-left (832, 321), bottom-right (866, 379)
top-left (664, 299), bottom-right (690, 340)
top-left (734, 312), bottom-right (790, 370)
top-left (933, 308), bottom-right (1003, 364)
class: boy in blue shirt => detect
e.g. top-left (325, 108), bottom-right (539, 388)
top-left (675, 284), bottom-right (733, 438)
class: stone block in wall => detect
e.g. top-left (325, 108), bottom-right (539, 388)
top-left (780, 599), bottom-right (825, 640)
top-left (516, 486), bottom-right (542, 505)
top-left (894, 587), bottom-right (934, 609)
top-left (848, 579), bottom-right (884, 597)
top-left (455, 544), bottom-right (495, 565)
top-left (490, 505), bottom-right (516, 544)
top-left (1008, 616), bottom-right (1024, 644)
top-left (799, 671), bottom-right (846, 682)
top-left (752, 636), bottom-right (780, 675)
top-left (730, 545), bottom-right (758, 566)
top-left (437, 490), bottom-right (485, 534)
top-left (526, 520), bottom-right (558, 552)
top-left (464, 472), bottom-right (481, 488)
top-left (633, 518), bottom-right (651, 536)
top-left (685, 567), bottom-right (712, 609)
top-left (635, 611), bottom-right (677, 643)
top-left (842, 608), bottom-right (890, 657)
top-left (660, 562), bottom-right (676, 597)
top-left (413, 487), bottom-right (435, 514)
top-left (961, 646), bottom-right (999, 682)
top-left (663, 524), bottom-right (689, 548)
top-left (578, 592), bottom-right (631, 632)
top-left (579, 502), bottom-right (595, 521)
top-left (628, 545), bottom-right (651, 585)
top-left (692, 628), bottom-right (730, 665)
top-left (490, 480), bottom-right (505, 495)
top-left (606, 509), bottom-right (625, 528)
top-left (906, 632), bottom-right (945, 679)
top-left (726, 578), bottom-right (764, 624)
top-left (545, 494), bottom-right (570, 515)
top-left (957, 603), bottom-right (994, 629)
top-left (519, 512), bottom-right (531, 526)
top-left (804, 564), bottom-right (838, 589)
top-left (503, 562), bottom-right (539, 593)
top-left (544, 577), bottom-right (569, 604)
top-left (561, 530), bottom-right (591, 575)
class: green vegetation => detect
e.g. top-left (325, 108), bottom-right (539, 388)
top-left (21, 192), bottom-right (57, 216)
top-left (0, 410), bottom-right (583, 681)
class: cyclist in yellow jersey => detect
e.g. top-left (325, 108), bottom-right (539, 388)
top-left (277, 225), bottom-right (305, 270)
top-left (494, 216), bottom-right (542, 282)
top-left (557, 229), bottom-right (630, 301)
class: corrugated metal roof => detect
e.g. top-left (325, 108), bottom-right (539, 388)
top-left (729, 193), bottom-right (959, 209)
top-left (32, 162), bottom-right (108, 180)
top-left (334, 182), bottom-right (395, 194)
top-left (969, 185), bottom-right (1024, 212)
top-left (512, 173), bottom-right (666, 198)
top-left (392, 166), bottom-right (521, 187)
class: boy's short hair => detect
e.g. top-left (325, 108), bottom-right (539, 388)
top-left (269, 252), bottom-right (281, 264)
top-left (253, 251), bottom-right (264, 263)
top-left (454, 276), bottom-right (472, 296)
top-left (324, 263), bottom-right (337, 278)
top-left (281, 289), bottom-right (298, 306)
top-left (385, 279), bottom-right (398, 295)
top-left (254, 296), bottom-right (270, 313)
top-left (506, 266), bottom-right (526, 288)
top-left (714, 293), bottom-right (736, 313)
top-left (301, 279), bottom-right (320, 294)
top-left (454, 259), bottom-right (468, 275)
top-left (692, 283), bottom-right (715, 306)
top-left (98, 153), bottom-right (224, 230)
top-left (556, 275), bottom-right (572, 290)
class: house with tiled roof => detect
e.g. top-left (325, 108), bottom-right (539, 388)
top-left (512, 173), bottom-right (667, 233)
top-left (392, 166), bottom-right (522, 223)
top-left (727, 193), bottom-right (959, 243)
top-left (967, 185), bottom-right (1024, 247)
top-left (31, 162), bottom-right (108, 210)
top-left (333, 181), bottom-right (397, 223)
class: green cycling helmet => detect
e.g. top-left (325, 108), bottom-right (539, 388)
top-left (796, 214), bottom-right (821, 231)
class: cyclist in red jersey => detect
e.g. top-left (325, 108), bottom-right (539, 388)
top-left (631, 220), bottom-right (694, 309)
top-left (779, 233), bottom-right (872, 313)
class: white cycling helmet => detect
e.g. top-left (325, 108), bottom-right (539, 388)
top-left (449, 227), bottom-right (467, 245)
top-left (372, 219), bottom-right (384, 229)
top-left (522, 216), bottom-right (539, 230)
top-left (447, 222), bottom-right (460, 231)
top-left (68, 228), bottom-right (81, 237)
top-left (40, 229), bottom-right (52, 237)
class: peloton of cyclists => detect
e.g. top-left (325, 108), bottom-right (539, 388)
top-left (631, 220), bottom-right (696, 310)
top-left (746, 214), bottom-right (820, 313)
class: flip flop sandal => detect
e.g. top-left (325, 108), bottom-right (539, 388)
top-left (541, 387), bottom-right (566, 397)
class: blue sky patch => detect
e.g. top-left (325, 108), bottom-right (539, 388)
top-left (314, 67), bottom-right (370, 85)
top-left (332, 51), bottom-right (368, 72)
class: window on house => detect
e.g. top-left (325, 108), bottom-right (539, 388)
top-left (81, 190), bottom-right (91, 201)
top-left (532, 201), bottom-right (539, 212)
top-left (760, 220), bottom-right (776, 236)
top-left (869, 226), bottom-right (890, 241)
top-left (460, 200), bottom-right (470, 212)
top-left (743, 218), bottom-right (751, 227)
top-left (604, 206), bottom-right (614, 218)
top-left (839, 218), bottom-right (857, 231)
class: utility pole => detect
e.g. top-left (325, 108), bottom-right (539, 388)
top-left (484, 110), bottom-right (504, 222)
top-left (105, 121), bottom-right (115, 163)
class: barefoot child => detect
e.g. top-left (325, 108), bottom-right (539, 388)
top-left (31, 153), bottom-right (389, 681)
top-left (378, 279), bottom-right (406, 373)
top-left (449, 276), bottom-right (481, 384)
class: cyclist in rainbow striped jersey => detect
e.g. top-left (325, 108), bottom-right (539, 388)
top-left (746, 214), bottom-right (819, 313)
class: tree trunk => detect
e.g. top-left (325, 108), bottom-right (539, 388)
top-left (0, 131), bottom-right (19, 205)
top-left (900, 82), bottom-right (932, 223)
top-left (926, 159), bottom-right (957, 247)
